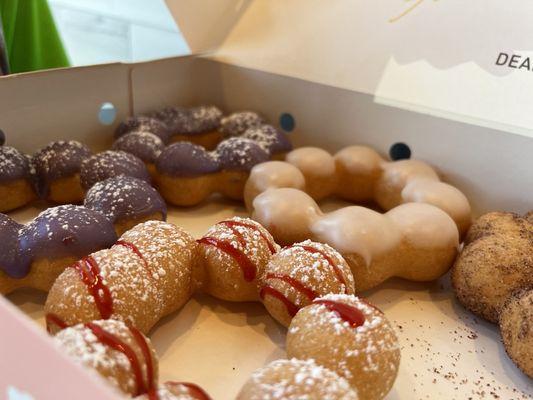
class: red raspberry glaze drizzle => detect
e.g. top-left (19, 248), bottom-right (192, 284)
top-left (115, 240), bottom-right (154, 281)
top-left (313, 299), bottom-right (366, 328)
top-left (45, 312), bottom-right (69, 333)
top-left (219, 220), bottom-right (277, 254)
top-left (164, 381), bottom-right (212, 400)
top-left (70, 256), bottom-right (113, 319)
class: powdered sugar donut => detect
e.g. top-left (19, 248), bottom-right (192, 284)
top-left (237, 358), bottom-right (358, 400)
top-left (115, 115), bottom-right (171, 144)
top-left (286, 294), bottom-right (400, 400)
top-left (32, 140), bottom-right (92, 203)
top-left (0, 146), bottom-right (35, 212)
top-left (0, 214), bottom-right (29, 280)
top-left (80, 150), bottom-right (150, 190)
top-left (45, 220), bottom-right (196, 334)
top-left (84, 176), bottom-right (167, 236)
top-left (136, 382), bottom-right (212, 400)
top-left (260, 240), bottom-right (355, 327)
top-left (242, 124), bottom-right (292, 159)
top-left (219, 111), bottom-right (264, 137)
top-left (54, 319), bottom-right (158, 397)
top-left (196, 217), bottom-right (279, 301)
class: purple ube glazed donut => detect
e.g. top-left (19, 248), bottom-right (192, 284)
top-left (114, 116), bottom-right (171, 144)
top-left (219, 111), bottom-right (264, 137)
top-left (152, 105), bottom-right (222, 135)
top-left (0, 214), bottom-right (30, 279)
top-left (32, 140), bottom-right (92, 202)
top-left (242, 124), bottom-right (292, 157)
top-left (216, 137), bottom-right (270, 171)
top-left (0, 146), bottom-right (35, 212)
top-left (80, 150), bottom-right (150, 190)
top-left (112, 132), bottom-right (164, 165)
top-left (84, 176), bottom-right (166, 235)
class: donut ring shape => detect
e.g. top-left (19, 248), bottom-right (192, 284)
top-left (244, 146), bottom-right (472, 237)
top-left (45, 217), bottom-right (400, 400)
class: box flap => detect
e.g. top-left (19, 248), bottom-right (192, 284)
top-left (199, 0), bottom-right (533, 139)
top-left (164, 0), bottom-right (250, 54)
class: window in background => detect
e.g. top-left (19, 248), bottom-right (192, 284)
top-left (49, 0), bottom-right (190, 66)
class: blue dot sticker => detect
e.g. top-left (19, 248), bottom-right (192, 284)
top-left (98, 102), bottom-right (117, 125)
top-left (389, 142), bottom-right (411, 160)
top-left (279, 113), bottom-right (295, 132)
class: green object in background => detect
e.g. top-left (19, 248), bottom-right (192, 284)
top-left (0, 0), bottom-right (69, 73)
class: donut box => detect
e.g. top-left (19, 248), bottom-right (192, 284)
top-left (1, 1), bottom-right (532, 399)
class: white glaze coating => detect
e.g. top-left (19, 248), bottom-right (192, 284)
top-left (334, 146), bottom-right (384, 175)
top-left (286, 147), bottom-right (336, 178)
top-left (379, 159), bottom-right (439, 189)
top-left (248, 161), bottom-right (305, 192)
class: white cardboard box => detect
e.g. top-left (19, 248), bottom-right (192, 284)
top-left (1, 2), bottom-right (532, 399)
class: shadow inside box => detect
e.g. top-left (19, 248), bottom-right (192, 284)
top-left (6, 287), bottom-right (48, 324)
top-left (149, 293), bottom-right (286, 355)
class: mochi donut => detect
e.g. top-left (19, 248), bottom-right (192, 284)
top-left (196, 216), bottom-right (279, 301)
top-left (80, 150), bottom-right (151, 190)
top-left (32, 140), bottom-right (92, 203)
top-left (219, 111), bottom-right (264, 137)
top-left (155, 139), bottom-right (269, 206)
top-left (499, 287), bottom-right (533, 378)
top-left (84, 176), bottom-right (167, 236)
top-left (452, 211), bottom-right (532, 323)
top-left (54, 319), bottom-right (158, 397)
top-left (115, 115), bottom-right (172, 144)
top-left (286, 294), bottom-right (400, 400)
top-left (0, 146), bottom-right (36, 212)
top-left (242, 124), bottom-right (292, 160)
top-left (252, 188), bottom-right (459, 291)
top-left (136, 382), bottom-right (212, 400)
top-left (260, 240), bottom-right (355, 327)
top-left (152, 105), bottom-right (223, 149)
top-left (45, 220), bottom-right (196, 334)
top-left (244, 146), bottom-right (471, 237)
top-left (112, 131), bottom-right (165, 176)
top-left (237, 358), bottom-right (358, 400)
top-left (0, 205), bottom-right (117, 294)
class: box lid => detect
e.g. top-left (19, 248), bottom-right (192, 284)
top-left (167, 0), bottom-right (533, 140)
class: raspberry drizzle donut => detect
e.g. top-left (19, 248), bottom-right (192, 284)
top-left (80, 150), bottom-right (150, 190)
top-left (196, 217), bottom-right (279, 301)
top-left (32, 140), bottom-right (92, 203)
top-left (237, 358), bottom-right (358, 400)
top-left (0, 146), bottom-right (35, 212)
top-left (286, 294), bottom-right (400, 400)
top-left (136, 382), bottom-right (212, 400)
top-left (84, 176), bottom-right (167, 236)
top-left (260, 240), bottom-right (355, 327)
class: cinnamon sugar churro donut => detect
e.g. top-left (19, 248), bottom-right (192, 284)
top-left (252, 188), bottom-right (459, 291)
top-left (286, 294), bottom-right (400, 400)
top-left (45, 220), bottom-right (196, 334)
top-left (237, 358), bottom-right (358, 400)
top-left (196, 217), bottom-right (279, 302)
top-left (245, 146), bottom-right (471, 237)
top-left (260, 240), bottom-right (355, 327)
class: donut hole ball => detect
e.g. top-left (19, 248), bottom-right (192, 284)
top-left (499, 287), bottom-right (533, 378)
top-left (115, 115), bottom-right (171, 144)
top-left (216, 137), bottom-right (269, 200)
top-left (196, 217), bottom-right (279, 301)
top-left (0, 146), bottom-right (36, 212)
top-left (237, 358), bottom-right (358, 400)
top-left (242, 124), bottom-right (292, 159)
top-left (54, 319), bottom-right (158, 397)
top-left (260, 240), bottom-right (355, 327)
top-left (84, 176), bottom-right (167, 236)
top-left (286, 294), bottom-right (400, 400)
top-left (112, 131), bottom-right (165, 177)
top-left (80, 150), bottom-right (151, 191)
top-left (32, 140), bottom-right (92, 203)
top-left (219, 111), bottom-right (264, 137)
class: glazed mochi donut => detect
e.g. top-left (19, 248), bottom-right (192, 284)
top-left (84, 176), bottom-right (167, 236)
top-left (45, 220), bottom-right (197, 334)
top-left (195, 217), bottom-right (279, 301)
top-left (54, 318), bottom-right (212, 399)
top-left (260, 240), bottom-right (356, 327)
top-left (499, 287), bottom-right (533, 378)
top-left (115, 115), bottom-right (172, 144)
top-left (237, 358), bottom-right (358, 400)
top-left (286, 294), bottom-right (400, 400)
top-left (32, 140), bottom-right (92, 203)
top-left (112, 131), bottom-right (165, 177)
top-left (244, 146), bottom-right (471, 236)
top-left (252, 188), bottom-right (459, 291)
top-left (452, 211), bottom-right (532, 323)
top-left (0, 205), bottom-right (117, 294)
top-left (0, 145), bottom-right (36, 212)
